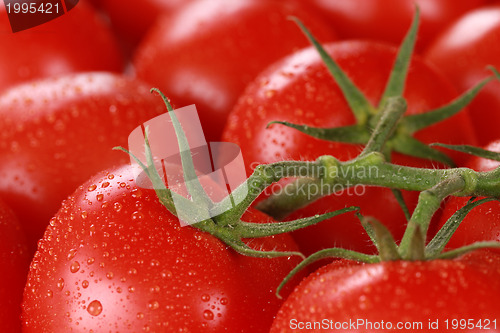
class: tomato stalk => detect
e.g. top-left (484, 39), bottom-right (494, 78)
top-left (274, 13), bottom-right (496, 167)
top-left (117, 9), bottom-right (500, 265)
top-left (116, 90), bottom-right (360, 259)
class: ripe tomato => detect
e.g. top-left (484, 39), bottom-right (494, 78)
top-left (424, 5), bottom-right (500, 145)
top-left (22, 164), bottom-right (301, 333)
top-left (0, 73), bottom-right (166, 249)
top-left (303, 0), bottom-right (487, 51)
top-left (0, 1), bottom-right (123, 92)
top-left (222, 41), bottom-right (477, 255)
top-left (436, 140), bottom-right (500, 251)
top-left (95, 0), bottom-right (195, 51)
top-left (0, 198), bottom-right (29, 333)
top-left (133, 0), bottom-right (337, 141)
top-left (271, 250), bottom-right (500, 333)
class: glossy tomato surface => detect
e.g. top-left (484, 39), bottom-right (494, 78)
top-left (424, 5), bottom-right (500, 145)
top-left (97, 0), bottom-right (195, 50)
top-left (22, 164), bottom-right (301, 333)
top-left (303, 0), bottom-right (486, 51)
top-left (271, 251), bottom-right (500, 333)
top-left (222, 41), bottom-right (477, 255)
top-left (0, 73), bottom-right (166, 249)
top-left (0, 198), bottom-right (29, 333)
top-left (0, 2), bottom-right (123, 93)
top-left (437, 140), bottom-right (500, 251)
top-left (133, 0), bottom-right (337, 141)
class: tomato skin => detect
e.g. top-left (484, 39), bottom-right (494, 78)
top-left (133, 0), bottom-right (337, 141)
top-left (271, 252), bottom-right (500, 333)
top-left (222, 41), bottom-right (477, 255)
top-left (424, 5), bottom-right (500, 145)
top-left (0, 2), bottom-right (123, 92)
top-left (22, 164), bottom-right (301, 333)
top-left (436, 140), bottom-right (500, 251)
top-left (0, 73), bottom-right (166, 249)
top-left (303, 0), bottom-right (486, 51)
top-left (97, 0), bottom-right (195, 50)
top-left (0, 198), bottom-right (29, 333)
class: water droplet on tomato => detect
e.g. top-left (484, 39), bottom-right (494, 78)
top-left (114, 202), bottom-right (122, 212)
top-left (203, 310), bottom-right (214, 320)
top-left (131, 211), bottom-right (144, 220)
top-left (131, 188), bottom-right (142, 198)
top-left (88, 185), bottom-right (97, 192)
top-left (70, 261), bottom-right (80, 273)
top-left (67, 249), bottom-right (77, 261)
top-left (87, 300), bottom-right (103, 316)
top-left (57, 278), bottom-right (65, 290)
top-left (201, 294), bottom-right (210, 302)
top-left (148, 300), bottom-right (160, 310)
top-left (82, 280), bottom-right (89, 289)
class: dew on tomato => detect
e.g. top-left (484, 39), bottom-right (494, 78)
top-left (22, 164), bottom-right (301, 332)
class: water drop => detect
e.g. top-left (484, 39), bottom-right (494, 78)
top-left (57, 278), bottom-right (65, 290)
top-left (131, 211), bottom-right (144, 220)
top-left (87, 300), bottom-right (103, 316)
top-left (148, 300), bottom-right (160, 310)
top-left (67, 249), bottom-right (77, 261)
top-left (88, 185), bottom-right (97, 192)
top-left (203, 310), bottom-right (214, 321)
top-left (70, 261), bottom-right (80, 273)
top-left (114, 202), bottom-right (122, 212)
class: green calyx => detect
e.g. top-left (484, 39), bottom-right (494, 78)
top-left (276, 197), bottom-right (500, 298)
top-left (277, 11), bottom-right (496, 168)
top-left (115, 89), bottom-right (360, 259)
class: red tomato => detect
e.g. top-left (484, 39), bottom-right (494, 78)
top-left (424, 5), bottom-right (500, 145)
top-left (22, 164), bottom-right (301, 333)
top-left (302, 0), bottom-right (487, 51)
top-left (133, 0), bottom-right (337, 141)
top-left (96, 0), bottom-right (195, 51)
top-left (271, 250), bottom-right (500, 333)
top-left (0, 1), bottom-right (123, 92)
top-left (436, 140), bottom-right (500, 251)
top-left (0, 73), bottom-right (166, 250)
top-left (0, 198), bottom-right (29, 333)
top-left (222, 41), bottom-right (477, 255)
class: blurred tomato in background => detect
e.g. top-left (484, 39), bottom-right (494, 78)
top-left (0, 1), bottom-right (123, 93)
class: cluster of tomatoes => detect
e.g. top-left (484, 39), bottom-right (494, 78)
top-left (1, 0), bottom-right (500, 332)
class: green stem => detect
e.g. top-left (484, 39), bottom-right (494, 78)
top-left (256, 154), bottom-right (500, 220)
top-left (360, 96), bottom-right (407, 157)
top-left (215, 161), bottom-right (322, 226)
top-left (398, 174), bottom-right (465, 258)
